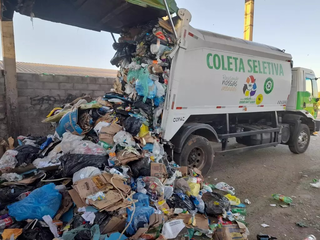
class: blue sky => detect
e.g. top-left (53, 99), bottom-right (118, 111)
top-left (5, 0), bottom-right (320, 76)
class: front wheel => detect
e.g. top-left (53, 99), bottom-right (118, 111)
top-left (289, 123), bottom-right (310, 154)
top-left (176, 135), bottom-right (214, 176)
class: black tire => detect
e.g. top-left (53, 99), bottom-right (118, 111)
top-left (289, 123), bottom-right (310, 154)
top-left (175, 135), bottom-right (214, 176)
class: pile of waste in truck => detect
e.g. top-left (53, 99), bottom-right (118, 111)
top-left (0, 19), bottom-right (251, 240)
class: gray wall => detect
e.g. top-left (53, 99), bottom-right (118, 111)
top-left (0, 73), bottom-right (115, 138)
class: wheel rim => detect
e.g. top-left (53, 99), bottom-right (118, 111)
top-left (188, 147), bottom-right (205, 169)
top-left (298, 130), bottom-right (309, 149)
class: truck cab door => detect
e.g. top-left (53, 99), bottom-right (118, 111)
top-left (303, 73), bottom-right (318, 118)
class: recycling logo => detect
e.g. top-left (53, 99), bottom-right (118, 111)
top-left (264, 77), bottom-right (274, 94)
top-left (243, 75), bottom-right (257, 97)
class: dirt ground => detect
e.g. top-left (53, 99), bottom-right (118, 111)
top-left (207, 134), bottom-right (320, 240)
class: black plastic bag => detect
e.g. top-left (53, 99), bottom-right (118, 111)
top-left (20, 222), bottom-right (54, 240)
top-left (202, 192), bottom-right (230, 216)
top-left (167, 190), bottom-right (196, 212)
top-left (15, 145), bottom-right (40, 166)
top-left (60, 154), bottom-right (108, 177)
top-left (124, 116), bottom-right (142, 136)
top-left (134, 97), bottom-right (153, 116)
top-left (128, 158), bottom-right (151, 178)
top-left (0, 186), bottom-right (35, 210)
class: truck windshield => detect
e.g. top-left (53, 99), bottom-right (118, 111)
top-left (305, 74), bottom-right (318, 98)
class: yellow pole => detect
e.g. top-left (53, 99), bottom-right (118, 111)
top-left (244, 0), bottom-right (254, 41)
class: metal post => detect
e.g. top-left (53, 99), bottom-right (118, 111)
top-left (1, 0), bottom-right (20, 138)
top-left (163, 0), bottom-right (178, 39)
top-left (243, 0), bottom-right (254, 41)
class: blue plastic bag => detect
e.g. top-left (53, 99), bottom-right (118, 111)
top-left (126, 194), bottom-right (155, 235)
top-left (8, 183), bottom-right (62, 221)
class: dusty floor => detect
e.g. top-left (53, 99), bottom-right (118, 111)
top-left (207, 134), bottom-right (320, 240)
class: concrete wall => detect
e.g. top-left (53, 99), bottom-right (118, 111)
top-left (0, 73), bottom-right (115, 139)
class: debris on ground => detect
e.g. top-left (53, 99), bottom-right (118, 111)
top-left (257, 234), bottom-right (277, 239)
top-left (310, 179), bottom-right (320, 188)
top-left (272, 194), bottom-right (293, 204)
top-left (296, 221), bottom-right (308, 228)
top-left (0, 17), bottom-right (252, 240)
top-left (261, 224), bottom-right (270, 228)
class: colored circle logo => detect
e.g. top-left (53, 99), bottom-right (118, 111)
top-left (256, 94), bottom-right (263, 105)
top-left (243, 75), bottom-right (257, 97)
top-left (264, 78), bottom-right (274, 94)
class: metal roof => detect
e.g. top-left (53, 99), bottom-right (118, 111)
top-left (0, 61), bottom-right (117, 78)
top-left (9, 0), bottom-right (178, 33)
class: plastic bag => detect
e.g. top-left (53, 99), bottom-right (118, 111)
top-left (169, 190), bottom-right (195, 212)
top-left (139, 124), bottom-right (149, 138)
top-left (0, 150), bottom-right (18, 170)
top-left (154, 81), bottom-right (165, 97)
top-left (187, 178), bottom-right (201, 196)
top-left (126, 204), bottom-right (155, 235)
top-left (143, 176), bottom-right (165, 202)
top-left (0, 173), bottom-right (22, 182)
top-left (215, 182), bottom-right (235, 195)
top-left (60, 154), bottom-right (108, 177)
top-left (202, 192), bottom-right (230, 216)
top-left (113, 131), bottom-right (136, 147)
top-left (128, 158), bottom-right (151, 178)
top-left (133, 192), bottom-right (150, 207)
top-left (224, 194), bottom-right (241, 206)
top-left (8, 183), bottom-right (62, 221)
top-left (190, 195), bottom-right (205, 213)
top-left (136, 78), bottom-right (157, 101)
top-left (124, 117), bottom-right (143, 136)
top-left (72, 167), bottom-right (102, 183)
top-left (61, 132), bottom-right (106, 156)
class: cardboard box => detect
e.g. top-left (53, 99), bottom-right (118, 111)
top-left (68, 189), bottom-right (87, 208)
top-left (99, 123), bottom-right (122, 145)
top-left (101, 216), bottom-right (126, 234)
top-left (150, 163), bottom-right (167, 179)
top-left (213, 222), bottom-right (248, 240)
top-left (116, 150), bottom-right (139, 165)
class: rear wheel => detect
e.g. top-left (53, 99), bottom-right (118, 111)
top-left (175, 135), bottom-right (214, 176)
top-left (289, 123), bottom-right (310, 154)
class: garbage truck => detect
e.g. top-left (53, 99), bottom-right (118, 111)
top-left (156, 8), bottom-right (320, 174)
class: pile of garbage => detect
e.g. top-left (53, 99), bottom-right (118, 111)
top-left (0, 18), bottom-right (250, 240)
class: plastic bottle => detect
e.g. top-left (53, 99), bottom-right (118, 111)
top-left (0, 217), bottom-right (14, 229)
top-left (231, 208), bottom-right (247, 216)
top-left (272, 194), bottom-right (293, 204)
top-left (304, 235), bottom-right (316, 240)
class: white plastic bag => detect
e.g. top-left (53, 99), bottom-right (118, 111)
top-left (0, 173), bottom-right (22, 182)
top-left (72, 167), bottom-right (102, 183)
top-left (113, 131), bottom-right (136, 147)
top-left (154, 81), bottom-right (165, 97)
top-left (0, 150), bottom-right (18, 170)
top-left (61, 132), bottom-right (106, 155)
top-left (215, 182), bottom-right (235, 195)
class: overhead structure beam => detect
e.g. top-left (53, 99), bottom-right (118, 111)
top-left (1, 0), bottom-right (20, 138)
top-left (243, 0), bottom-right (254, 41)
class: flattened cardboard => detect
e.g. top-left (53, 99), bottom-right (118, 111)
top-left (101, 216), bottom-right (126, 234)
top-left (131, 228), bottom-right (148, 240)
top-left (101, 123), bottom-right (122, 135)
top-left (150, 163), bottom-right (167, 179)
top-left (178, 167), bottom-right (188, 177)
top-left (89, 190), bottom-right (121, 210)
top-left (54, 192), bottom-right (73, 220)
top-left (102, 173), bottom-right (131, 195)
top-left (116, 150), bottom-right (139, 165)
top-left (72, 178), bottom-right (99, 199)
top-left (68, 189), bottom-right (87, 208)
top-left (213, 222), bottom-right (248, 240)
